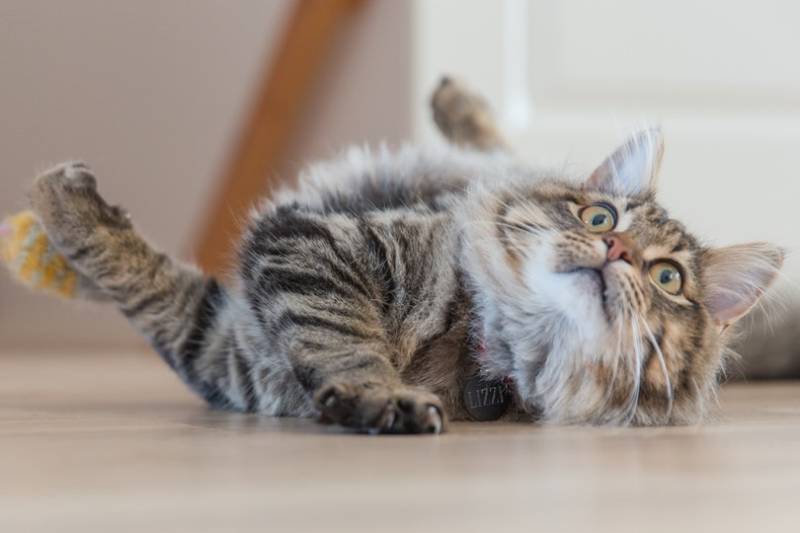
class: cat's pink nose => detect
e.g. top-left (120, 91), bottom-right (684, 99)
top-left (604, 235), bottom-right (638, 266)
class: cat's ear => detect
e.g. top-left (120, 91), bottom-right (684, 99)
top-left (702, 243), bottom-right (784, 328)
top-left (586, 128), bottom-right (664, 197)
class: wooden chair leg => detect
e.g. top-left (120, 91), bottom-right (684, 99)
top-left (194, 0), bottom-right (368, 275)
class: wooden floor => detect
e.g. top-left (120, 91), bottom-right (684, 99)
top-left (1, 351), bottom-right (799, 532)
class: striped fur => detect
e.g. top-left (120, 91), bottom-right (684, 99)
top-left (25, 78), bottom-right (783, 432)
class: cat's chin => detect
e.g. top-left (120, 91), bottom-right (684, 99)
top-left (532, 267), bottom-right (609, 338)
top-left (567, 268), bottom-right (612, 325)
top-left (570, 268), bottom-right (606, 301)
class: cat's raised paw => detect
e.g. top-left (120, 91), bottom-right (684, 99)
top-left (29, 161), bottom-right (131, 250)
top-left (35, 161), bottom-right (97, 194)
top-left (315, 382), bottom-right (446, 435)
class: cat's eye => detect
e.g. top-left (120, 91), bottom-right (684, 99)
top-left (649, 261), bottom-right (683, 295)
top-left (579, 203), bottom-right (617, 233)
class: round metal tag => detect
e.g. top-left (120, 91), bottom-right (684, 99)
top-left (462, 375), bottom-right (512, 421)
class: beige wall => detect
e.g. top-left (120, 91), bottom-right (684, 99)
top-left (0, 0), bottom-right (412, 349)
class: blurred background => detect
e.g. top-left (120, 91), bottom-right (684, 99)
top-left (2, 0), bottom-right (799, 351)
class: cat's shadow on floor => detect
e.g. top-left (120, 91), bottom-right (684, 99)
top-left (175, 409), bottom-right (532, 437)
top-left (176, 409), bottom-right (378, 436)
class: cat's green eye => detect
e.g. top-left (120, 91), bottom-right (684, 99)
top-left (649, 261), bottom-right (683, 295)
top-left (579, 204), bottom-right (616, 233)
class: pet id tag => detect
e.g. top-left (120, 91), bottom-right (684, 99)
top-left (463, 375), bottom-right (512, 421)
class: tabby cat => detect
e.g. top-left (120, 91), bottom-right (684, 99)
top-left (24, 78), bottom-right (783, 433)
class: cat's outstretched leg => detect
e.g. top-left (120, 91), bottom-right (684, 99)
top-left (27, 162), bottom-right (244, 408)
top-left (241, 210), bottom-right (446, 433)
top-left (431, 76), bottom-right (508, 151)
top-left (28, 163), bottom-right (206, 342)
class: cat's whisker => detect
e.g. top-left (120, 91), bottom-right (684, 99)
top-left (640, 315), bottom-right (673, 423)
top-left (599, 315), bottom-right (625, 421)
top-left (623, 313), bottom-right (645, 425)
top-left (719, 345), bottom-right (745, 381)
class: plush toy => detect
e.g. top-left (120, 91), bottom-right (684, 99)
top-left (0, 210), bottom-right (81, 299)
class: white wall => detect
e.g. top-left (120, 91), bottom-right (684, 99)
top-left (0, 0), bottom-right (412, 350)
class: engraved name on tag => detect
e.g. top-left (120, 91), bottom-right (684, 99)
top-left (463, 375), bottom-right (511, 421)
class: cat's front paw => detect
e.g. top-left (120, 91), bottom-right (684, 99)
top-left (315, 382), bottom-right (446, 435)
top-left (28, 162), bottom-right (130, 250)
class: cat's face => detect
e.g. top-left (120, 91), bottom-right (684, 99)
top-left (463, 129), bottom-right (783, 425)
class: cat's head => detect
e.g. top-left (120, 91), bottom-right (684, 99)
top-left (462, 129), bottom-right (783, 425)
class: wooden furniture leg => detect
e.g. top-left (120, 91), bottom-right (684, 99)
top-left (194, 0), bottom-right (368, 274)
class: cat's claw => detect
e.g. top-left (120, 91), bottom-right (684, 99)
top-left (425, 405), bottom-right (443, 434)
top-left (380, 406), bottom-right (397, 431)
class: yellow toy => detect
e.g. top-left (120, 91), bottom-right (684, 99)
top-left (0, 210), bottom-right (82, 299)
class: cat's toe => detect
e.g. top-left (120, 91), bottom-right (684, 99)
top-left (61, 161), bottom-right (96, 187)
top-left (387, 390), bottom-right (446, 434)
top-left (314, 382), bottom-right (354, 418)
top-left (314, 382), bottom-right (373, 427)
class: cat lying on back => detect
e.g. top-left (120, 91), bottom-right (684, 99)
top-left (22, 78), bottom-right (782, 433)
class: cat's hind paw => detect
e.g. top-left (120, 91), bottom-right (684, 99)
top-left (430, 76), bottom-right (505, 151)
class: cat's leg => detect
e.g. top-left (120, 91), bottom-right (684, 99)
top-left (27, 162), bottom-right (253, 410)
top-left (431, 76), bottom-right (508, 151)
top-left (241, 212), bottom-right (446, 434)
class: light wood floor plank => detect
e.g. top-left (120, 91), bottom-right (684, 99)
top-left (1, 351), bottom-right (798, 532)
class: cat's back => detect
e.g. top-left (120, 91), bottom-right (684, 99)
top-left (269, 143), bottom-right (526, 216)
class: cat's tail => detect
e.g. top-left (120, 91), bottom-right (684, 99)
top-left (1, 210), bottom-right (108, 301)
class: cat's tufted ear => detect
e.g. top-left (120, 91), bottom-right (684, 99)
top-left (586, 128), bottom-right (664, 198)
top-left (702, 243), bottom-right (784, 328)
